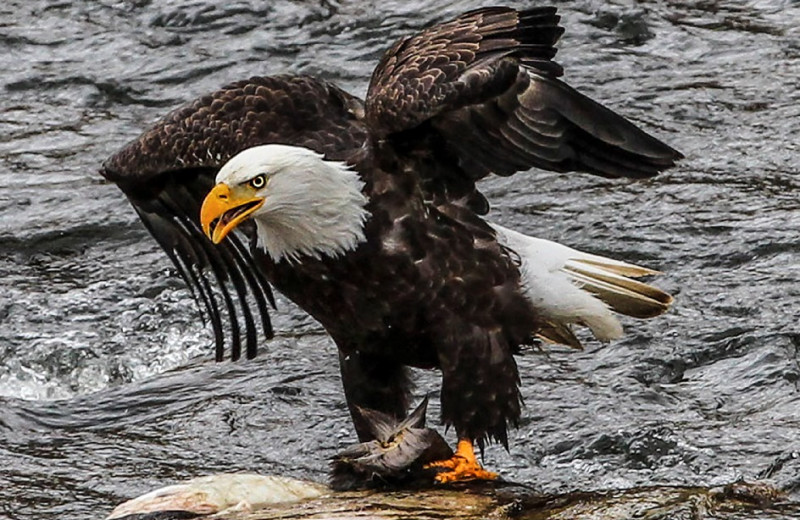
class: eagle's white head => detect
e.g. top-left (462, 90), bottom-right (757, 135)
top-left (200, 144), bottom-right (369, 263)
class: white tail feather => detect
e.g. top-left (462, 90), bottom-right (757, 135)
top-left (490, 223), bottom-right (673, 349)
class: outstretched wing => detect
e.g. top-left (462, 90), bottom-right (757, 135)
top-left (102, 75), bottom-right (367, 361)
top-left (365, 6), bottom-right (682, 212)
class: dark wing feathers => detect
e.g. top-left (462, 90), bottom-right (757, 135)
top-left (124, 169), bottom-right (272, 361)
top-left (434, 72), bottom-right (682, 183)
top-left (102, 76), bottom-right (367, 360)
top-left (103, 75), bottom-right (365, 183)
top-left (515, 75), bottom-right (682, 172)
top-left (365, 6), bottom-right (682, 211)
top-left (365, 6), bottom-right (564, 135)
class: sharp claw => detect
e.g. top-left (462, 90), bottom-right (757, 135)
top-left (435, 467), bottom-right (497, 483)
top-left (426, 457), bottom-right (461, 470)
top-left (424, 439), bottom-right (498, 483)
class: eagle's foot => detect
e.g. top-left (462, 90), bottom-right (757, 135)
top-left (425, 439), bottom-right (498, 483)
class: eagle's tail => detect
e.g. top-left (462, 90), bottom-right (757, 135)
top-left (490, 223), bottom-right (673, 349)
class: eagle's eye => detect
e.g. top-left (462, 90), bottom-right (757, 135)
top-left (249, 174), bottom-right (267, 190)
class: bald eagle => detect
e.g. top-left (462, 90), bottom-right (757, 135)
top-left (102, 6), bottom-right (680, 482)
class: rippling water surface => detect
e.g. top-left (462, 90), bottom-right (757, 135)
top-left (1, 1), bottom-right (798, 518)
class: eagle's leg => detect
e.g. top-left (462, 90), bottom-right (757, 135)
top-left (337, 349), bottom-right (413, 442)
top-left (424, 328), bottom-right (522, 483)
top-left (425, 438), bottom-right (498, 483)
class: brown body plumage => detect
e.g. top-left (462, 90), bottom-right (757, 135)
top-left (102, 7), bottom-right (681, 472)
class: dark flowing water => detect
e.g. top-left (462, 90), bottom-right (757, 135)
top-left (1, 1), bottom-right (798, 518)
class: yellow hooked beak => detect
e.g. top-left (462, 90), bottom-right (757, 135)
top-left (200, 183), bottom-right (265, 244)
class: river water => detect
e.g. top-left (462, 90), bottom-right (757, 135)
top-left (0, 1), bottom-right (798, 518)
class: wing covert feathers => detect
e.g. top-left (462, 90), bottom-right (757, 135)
top-left (103, 75), bottom-right (366, 184)
top-left (366, 6), bottom-right (564, 135)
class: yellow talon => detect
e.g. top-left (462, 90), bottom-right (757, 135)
top-left (425, 439), bottom-right (498, 483)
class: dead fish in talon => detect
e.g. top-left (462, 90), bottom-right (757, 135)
top-left (330, 397), bottom-right (454, 490)
top-left (105, 474), bottom-right (328, 520)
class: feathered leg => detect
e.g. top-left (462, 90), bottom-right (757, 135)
top-left (337, 349), bottom-right (413, 441)
top-left (425, 326), bottom-right (522, 483)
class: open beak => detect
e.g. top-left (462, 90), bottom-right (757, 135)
top-left (200, 183), bottom-right (264, 244)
